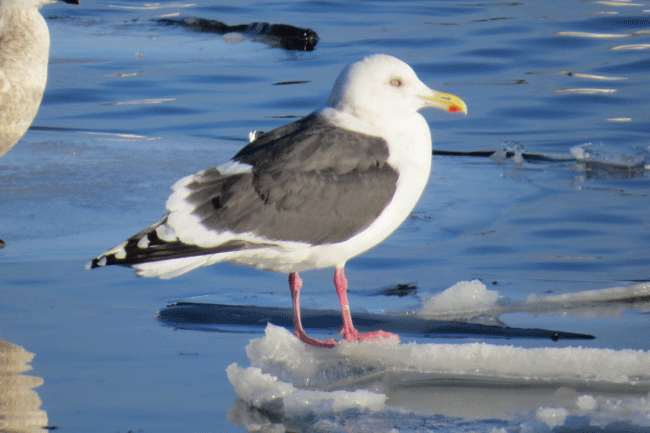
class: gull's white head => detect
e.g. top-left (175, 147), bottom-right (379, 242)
top-left (327, 54), bottom-right (467, 125)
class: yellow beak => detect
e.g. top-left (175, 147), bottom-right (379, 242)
top-left (420, 91), bottom-right (468, 115)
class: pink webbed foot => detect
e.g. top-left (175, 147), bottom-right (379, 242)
top-left (289, 272), bottom-right (338, 348)
top-left (289, 269), bottom-right (401, 347)
top-left (334, 267), bottom-right (400, 344)
top-left (340, 327), bottom-right (399, 343)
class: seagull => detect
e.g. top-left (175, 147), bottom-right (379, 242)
top-left (0, 0), bottom-right (79, 157)
top-left (88, 54), bottom-right (467, 347)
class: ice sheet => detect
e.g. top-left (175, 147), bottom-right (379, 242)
top-left (570, 143), bottom-right (648, 179)
top-left (228, 324), bottom-right (650, 432)
top-left (570, 143), bottom-right (645, 168)
top-left (417, 280), bottom-right (650, 321)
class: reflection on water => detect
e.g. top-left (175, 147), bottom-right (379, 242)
top-left (0, 339), bottom-right (48, 433)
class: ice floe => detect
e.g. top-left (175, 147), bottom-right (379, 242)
top-left (227, 323), bottom-right (650, 432)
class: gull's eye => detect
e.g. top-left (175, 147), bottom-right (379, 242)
top-left (389, 78), bottom-right (402, 87)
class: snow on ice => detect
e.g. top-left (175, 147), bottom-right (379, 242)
top-left (226, 280), bottom-right (650, 432)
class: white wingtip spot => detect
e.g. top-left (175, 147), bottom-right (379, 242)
top-left (106, 241), bottom-right (128, 258)
top-left (84, 261), bottom-right (92, 270)
top-left (137, 236), bottom-right (150, 249)
top-left (98, 256), bottom-right (107, 267)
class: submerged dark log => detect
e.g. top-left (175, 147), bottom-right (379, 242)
top-left (157, 302), bottom-right (596, 341)
top-left (159, 17), bottom-right (319, 51)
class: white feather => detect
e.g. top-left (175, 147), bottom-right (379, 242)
top-left (93, 54), bottom-right (464, 279)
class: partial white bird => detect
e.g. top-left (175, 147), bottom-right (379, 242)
top-left (88, 54), bottom-right (467, 347)
top-left (0, 0), bottom-right (79, 157)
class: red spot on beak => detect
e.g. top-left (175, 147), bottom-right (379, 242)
top-left (448, 105), bottom-right (462, 112)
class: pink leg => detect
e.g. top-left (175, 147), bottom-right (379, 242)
top-left (334, 267), bottom-right (399, 343)
top-left (289, 272), bottom-right (336, 348)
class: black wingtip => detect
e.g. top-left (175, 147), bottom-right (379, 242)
top-left (85, 258), bottom-right (99, 270)
top-left (85, 254), bottom-right (117, 269)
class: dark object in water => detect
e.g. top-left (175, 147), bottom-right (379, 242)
top-left (433, 148), bottom-right (648, 179)
top-left (158, 17), bottom-right (319, 51)
top-left (157, 302), bottom-right (596, 341)
top-left (0, 239), bottom-right (5, 249)
top-left (379, 283), bottom-right (418, 297)
top-left (432, 149), bottom-right (576, 162)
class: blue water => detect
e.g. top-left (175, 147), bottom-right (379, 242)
top-left (1, 0), bottom-right (649, 431)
